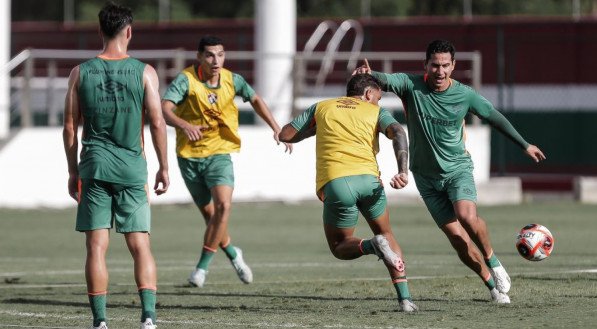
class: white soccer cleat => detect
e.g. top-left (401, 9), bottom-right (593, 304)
top-left (230, 247), bottom-right (253, 284)
top-left (371, 235), bottom-right (405, 272)
top-left (90, 321), bottom-right (108, 329)
top-left (399, 299), bottom-right (419, 312)
top-left (490, 288), bottom-right (511, 304)
top-left (140, 318), bottom-right (156, 329)
top-left (489, 264), bottom-right (511, 293)
top-left (188, 268), bottom-right (208, 287)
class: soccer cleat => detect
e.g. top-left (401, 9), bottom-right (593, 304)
top-left (489, 264), bottom-right (511, 293)
top-left (371, 235), bottom-right (405, 272)
top-left (140, 318), bottom-right (156, 329)
top-left (399, 299), bottom-right (419, 312)
top-left (230, 247), bottom-right (253, 284)
top-left (188, 268), bottom-right (208, 287)
top-left (490, 288), bottom-right (511, 304)
top-left (90, 321), bottom-right (108, 329)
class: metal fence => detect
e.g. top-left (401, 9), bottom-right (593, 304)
top-left (5, 48), bottom-right (482, 128)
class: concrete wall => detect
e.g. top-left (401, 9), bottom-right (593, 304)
top-left (0, 126), bottom-right (492, 209)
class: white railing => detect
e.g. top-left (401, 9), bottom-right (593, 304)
top-left (5, 48), bottom-right (481, 128)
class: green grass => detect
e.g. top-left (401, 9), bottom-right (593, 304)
top-left (1, 202), bottom-right (596, 328)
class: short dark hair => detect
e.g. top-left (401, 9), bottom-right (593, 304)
top-left (346, 74), bottom-right (381, 97)
top-left (198, 35), bottom-right (224, 52)
top-left (98, 1), bottom-right (133, 39)
top-left (425, 40), bottom-right (455, 62)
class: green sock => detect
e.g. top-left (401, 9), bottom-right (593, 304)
top-left (222, 244), bottom-right (238, 260)
top-left (360, 239), bottom-right (376, 255)
top-left (88, 294), bottom-right (107, 327)
top-left (139, 289), bottom-right (156, 323)
top-left (196, 248), bottom-right (216, 270)
top-left (485, 253), bottom-right (501, 268)
top-left (393, 276), bottom-right (411, 301)
top-left (484, 276), bottom-right (497, 290)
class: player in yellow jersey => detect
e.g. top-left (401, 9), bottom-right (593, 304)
top-left (161, 35), bottom-right (292, 287)
top-left (278, 74), bottom-right (418, 312)
top-left (63, 2), bottom-right (169, 329)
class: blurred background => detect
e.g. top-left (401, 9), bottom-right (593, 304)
top-left (2, 0), bottom-right (597, 205)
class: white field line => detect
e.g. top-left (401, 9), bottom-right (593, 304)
top-left (0, 309), bottom-right (426, 329)
top-left (0, 264), bottom-right (595, 290)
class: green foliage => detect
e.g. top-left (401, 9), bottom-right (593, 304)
top-left (0, 202), bottom-right (596, 328)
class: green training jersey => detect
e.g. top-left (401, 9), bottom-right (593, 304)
top-left (373, 71), bottom-right (528, 179)
top-left (77, 57), bottom-right (148, 185)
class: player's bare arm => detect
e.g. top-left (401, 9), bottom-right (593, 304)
top-left (278, 123), bottom-right (316, 144)
top-left (62, 66), bottom-right (81, 201)
top-left (250, 94), bottom-right (293, 153)
top-left (384, 122), bottom-right (409, 189)
top-left (161, 99), bottom-right (207, 141)
top-left (143, 64), bottom-right (170, 195)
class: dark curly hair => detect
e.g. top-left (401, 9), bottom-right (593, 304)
top-left (425, 40), bottom-right (455, 62)
top-left (346, 74), bottom-right (381, 97)
top-left (98, 1), bottom-right (133, 39)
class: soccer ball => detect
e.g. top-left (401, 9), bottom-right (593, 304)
top-left (515, 224), bottom-right (554, 261)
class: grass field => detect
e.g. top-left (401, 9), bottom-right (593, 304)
top-left (1, 201), bottom-right (596, 328)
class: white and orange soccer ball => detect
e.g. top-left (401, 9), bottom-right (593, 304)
top-left (516, 224), bottom-right (555, 261)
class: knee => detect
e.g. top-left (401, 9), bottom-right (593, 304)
top-left (213, 200), bottom-right (232, 215)
top-left (329, 248), bottom-right (348, 260)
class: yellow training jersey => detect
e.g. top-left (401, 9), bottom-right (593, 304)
top-left (174, 67), bottom-right (241, 158)
top-left (312, 97), bottom-right (382, 192)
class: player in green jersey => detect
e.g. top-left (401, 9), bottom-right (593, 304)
top-left (278, 74), bottom-right (418, 312)
top-left (354, 40), bottom-right (546, 304)
top-left (161, 35), bottom-right (292, 288)
top-left (63, 2), bottom-right (169, 329)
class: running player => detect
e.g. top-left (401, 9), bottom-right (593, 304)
top-left (278, 74), bottom-right (418, 312)
top-left (354, 39), bottom-right (546, 303)
top-left (161, 35), bottom-right (292, 287)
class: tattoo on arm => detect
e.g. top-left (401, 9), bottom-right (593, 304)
top-left (386, 123), bottom-right (408, 173)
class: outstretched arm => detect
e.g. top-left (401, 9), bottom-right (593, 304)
top-left (62, 66), bottom-right (81, 201)
top-left (144, 65), bottom-right (170, 195)
top-left (250, 94), bottom-right (292, 153)
top-left (385, 122), bottom-right (409, 189)
top-left (484, 110), bottom-right (546, 163)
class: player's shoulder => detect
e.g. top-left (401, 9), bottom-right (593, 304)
top-left (451, 79), bottom-right (475, 92)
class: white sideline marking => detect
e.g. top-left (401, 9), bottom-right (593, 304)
top-left (1, 267), bottom-right (596, 290)
top-left (0, 309), bottom-right (424, 329)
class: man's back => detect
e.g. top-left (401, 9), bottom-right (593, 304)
top-left (312, 97), bottom-right (382, 191)
top-left (77, 57), bottom-right (148, 184)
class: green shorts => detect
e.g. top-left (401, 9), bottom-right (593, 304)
top-left (321, 175), bottom-right (387, 228)
top-left (413, 169), bottom-right (477, 227)
top-left (177, 154), bottom-right (234, 207)
top-left (76, 179), bottom-right (151, 233)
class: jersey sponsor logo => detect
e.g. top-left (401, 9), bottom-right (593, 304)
top-left (204, 107), bottom-right (223, 120)
top-left (97, 80), bottom-right (125, 94)
top-left (421, 114), bottom-right (457, 127)
top-left (336, 98), bottom-right (359, 109)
